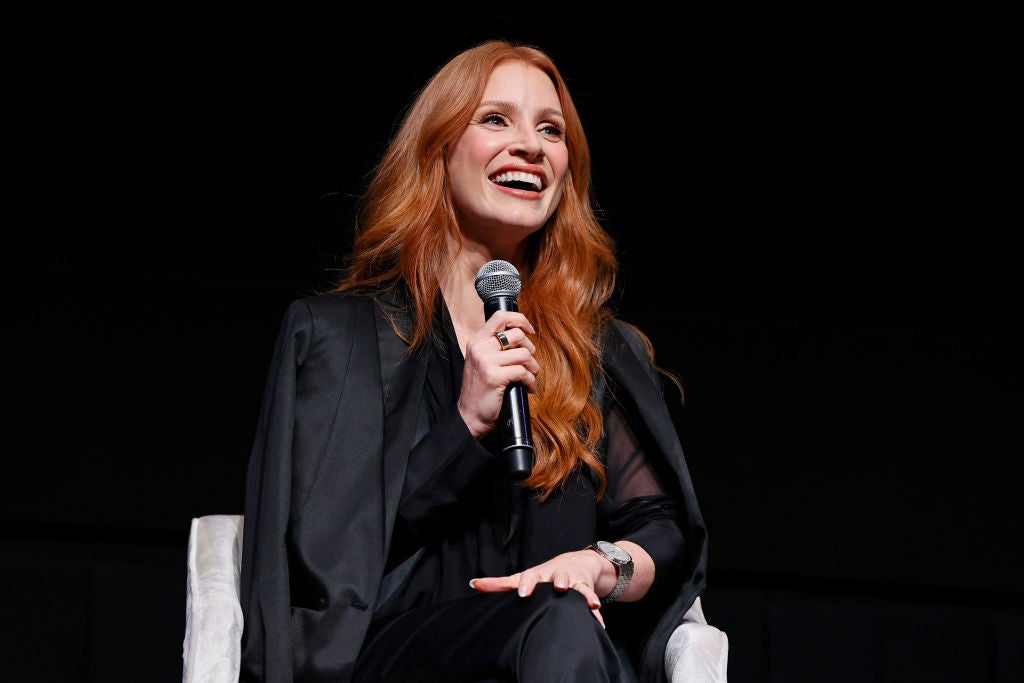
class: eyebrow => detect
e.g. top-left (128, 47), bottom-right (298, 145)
top-left (477, 100), bottom-right (565, 120)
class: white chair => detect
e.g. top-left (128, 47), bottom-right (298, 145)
top-left (183, 515), bottom-right (244, 683)
top-left (182, 514), bottom-right (728, 683)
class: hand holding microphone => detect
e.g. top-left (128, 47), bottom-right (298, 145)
top-left (466, 259), bottom-right (536, 480)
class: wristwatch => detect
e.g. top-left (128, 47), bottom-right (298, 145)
top-left (586, 540), bottom-right (634, 604)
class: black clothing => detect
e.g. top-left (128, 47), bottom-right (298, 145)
top-left (353, 584), bottom-right (623, 683)
top-left (376, 298), bottom-right (685, 626)
top-left (239, 290), bottom-right (708, 683)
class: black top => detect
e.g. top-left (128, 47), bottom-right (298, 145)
top-left (375, 298), bottom-right (687, 640)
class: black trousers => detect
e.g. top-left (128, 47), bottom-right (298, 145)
top-left (351, 583), bottom-right (631, 682)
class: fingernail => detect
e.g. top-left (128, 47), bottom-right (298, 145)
top-left (469, 579), bottom-right (478, 590)
top-left (517, 586), bottom-right (527, 597)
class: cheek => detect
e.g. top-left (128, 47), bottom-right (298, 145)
top-left (447, 153), bottom-right (483, 202)
top-left (451, 131), bottom-right (503, 168)
top-left (548, 149), bottom-right (571, 188)
top-left (449, 174), bottom-right (476, 213)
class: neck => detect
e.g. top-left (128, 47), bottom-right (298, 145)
top-left (441, 237), bottom-right (528, 354)
top-left (440, 258), bottom-right (487, 356)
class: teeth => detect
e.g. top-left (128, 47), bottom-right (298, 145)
top-left (491, 171), bottom-right (543, 190)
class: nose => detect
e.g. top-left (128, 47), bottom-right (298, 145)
top-left (508, 129), bottom-right (544, 161)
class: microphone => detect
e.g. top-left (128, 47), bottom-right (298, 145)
top-left (474, 259), bottom-right (535, 480)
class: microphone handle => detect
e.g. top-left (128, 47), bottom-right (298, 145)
top-left (484, 295), bottom-right (534, 480)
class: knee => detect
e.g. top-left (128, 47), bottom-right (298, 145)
top-left (523, 583), bottom-right (594, 626)
top-left (518, 584), bottom-right (612, 652)
top-left (514, 585), bottom-right (620, 681)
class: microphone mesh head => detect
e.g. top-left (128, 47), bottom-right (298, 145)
top-left (474, 259), bottom-right (521, 301)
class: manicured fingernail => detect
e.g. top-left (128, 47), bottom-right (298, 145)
top-left (469, 579), bottom-right (478, 590)
top-left (517, 586), bottom-right (528, 597)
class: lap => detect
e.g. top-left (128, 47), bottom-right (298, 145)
top-left (353, 584), bottom-right (623, 683)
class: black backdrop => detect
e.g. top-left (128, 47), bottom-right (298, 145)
top-left (5, 2), bottom-right (1022, 682)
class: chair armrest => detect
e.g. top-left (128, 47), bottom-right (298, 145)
top-left (664, 596), bottom-right (730, 682)
top-left (182, 514), bottom-right (244, 683)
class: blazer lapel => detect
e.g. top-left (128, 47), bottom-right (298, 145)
top-left (374, 289), bottom-right (430, 551)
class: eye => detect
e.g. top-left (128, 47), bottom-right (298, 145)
top-left (479, 113), bottom-right (508, 127)
top-left (538, 123), bottom-right (565, 142)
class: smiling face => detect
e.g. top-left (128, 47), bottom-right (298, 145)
top-left (447, 60), bottom-right (570, 257)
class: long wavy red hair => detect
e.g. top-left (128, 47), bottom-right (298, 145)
top-left (334, 40), bottom-right (620, 500)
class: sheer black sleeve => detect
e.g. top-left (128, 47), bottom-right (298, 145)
top-left (599, 400), bottom-right (687, 597)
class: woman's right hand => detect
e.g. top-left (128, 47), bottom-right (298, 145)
top-left (457, 310), bottom-right (539, 439)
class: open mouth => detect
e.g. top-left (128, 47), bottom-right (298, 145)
top-left (490, 171), bottom-right (544, 192)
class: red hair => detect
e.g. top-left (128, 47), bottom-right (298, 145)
top-left (335, 40), bottom-right (619, 499)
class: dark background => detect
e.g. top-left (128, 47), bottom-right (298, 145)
top-left (4, 1), bottom-right (1022, 681)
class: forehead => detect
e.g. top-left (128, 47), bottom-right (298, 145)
top-left (480, 61), bottom-right (561, 111)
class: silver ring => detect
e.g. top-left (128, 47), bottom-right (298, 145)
top-left (494, 330), bottom-right (511, 351)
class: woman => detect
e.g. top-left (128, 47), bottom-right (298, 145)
top-left (239, 40), bottom-right (708, 682)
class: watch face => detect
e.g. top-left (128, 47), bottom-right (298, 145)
top-left (596, 540), bottom-right (631, 563)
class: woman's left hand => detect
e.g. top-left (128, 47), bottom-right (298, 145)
top-left (468, 550), bottom-right (612, 627)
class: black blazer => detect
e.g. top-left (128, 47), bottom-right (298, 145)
top-left (239, 290), bottom-right (708, 683)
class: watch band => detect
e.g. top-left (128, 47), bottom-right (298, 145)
top-left (585, 541), bottom-right (634, 604)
